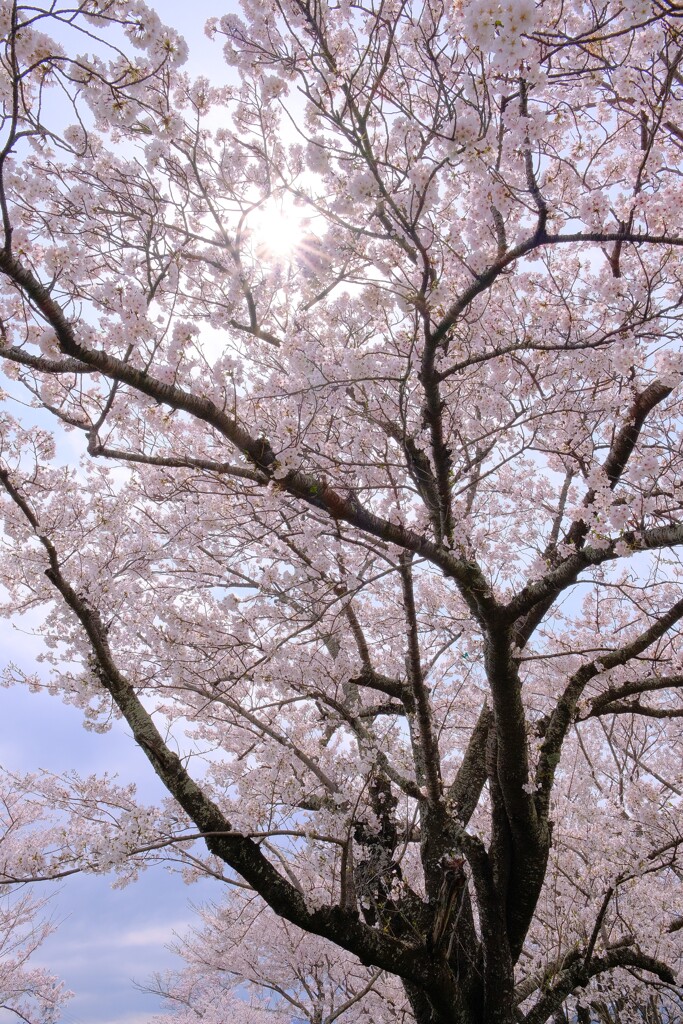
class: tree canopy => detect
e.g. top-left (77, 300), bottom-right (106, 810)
top-left (0, 1), bottom-right (682, 1022)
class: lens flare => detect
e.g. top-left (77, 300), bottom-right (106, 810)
top-left (248, 198), bottom-right (309, 261)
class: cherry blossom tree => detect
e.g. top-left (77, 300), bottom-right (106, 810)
top-left (0, 1), bottom-right (682, 1022)
top-left (147, 891), bottom-right (414, 1024)
top-left (0, 887), bottom-right (69, 1024)
top-left (0, 775), bottom-right (71, 1023)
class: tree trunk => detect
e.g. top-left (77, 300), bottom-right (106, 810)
top-left (404, 979), bottom-right (516, 1024)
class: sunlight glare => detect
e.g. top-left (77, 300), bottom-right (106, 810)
top-left (248, 198), bottom-right (309, 261)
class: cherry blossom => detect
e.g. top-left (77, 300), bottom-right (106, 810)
top-left (0, 2), bottom-right (682, 1023)
top-left (0, 776), bottom-right (72, 1023)
top-left (0, 887), bottom-right (70, 1024)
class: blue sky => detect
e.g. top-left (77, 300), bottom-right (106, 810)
top-left (0, 3), bottom-right (239, 1022)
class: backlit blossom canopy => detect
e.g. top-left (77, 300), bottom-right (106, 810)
top-left (0, 2), bottom-right (682, 1022)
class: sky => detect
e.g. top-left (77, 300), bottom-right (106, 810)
top-left (0, 3), bottom-right (239, 1022)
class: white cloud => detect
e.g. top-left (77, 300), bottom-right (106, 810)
top-left (118, 921), bottom-right (191, 948)
top-left (90, 1014), bottom-right (158, 1024)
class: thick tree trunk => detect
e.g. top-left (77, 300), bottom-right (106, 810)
top-left (404, 979), bottom-right (516, 1024)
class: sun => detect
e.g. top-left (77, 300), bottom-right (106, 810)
top-left (247, 197), bottom-right (310, 262)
